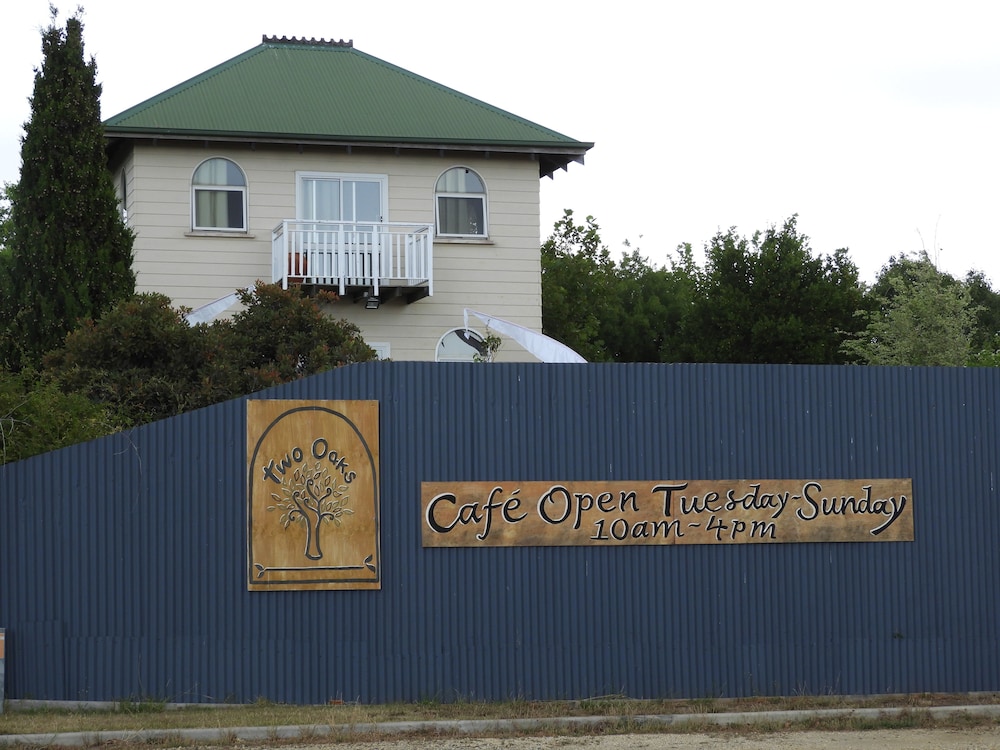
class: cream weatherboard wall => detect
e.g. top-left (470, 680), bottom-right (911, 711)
top-left (121, 142), bottom-right (543, 362)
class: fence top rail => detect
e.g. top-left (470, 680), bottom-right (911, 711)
top-left (273, 220), bottom-right (433, 235)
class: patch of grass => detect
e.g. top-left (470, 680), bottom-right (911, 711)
top-left (158, 731), bottom-right (186, 747)
top-left (687, 696), bottom-right (719, 713)
top-left (117, 697), bottom-right (169, 714)
top-left (296, 724), bottom-right (321, 742)
top-left (1, 692), bottom-right (998, 746)
top-left (577, 694), bottom-right (632, 714)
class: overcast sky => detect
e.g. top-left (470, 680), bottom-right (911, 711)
top-left (3, 0), bottom-right (1000, 284)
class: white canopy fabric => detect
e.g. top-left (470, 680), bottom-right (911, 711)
top-left (183, 297), bottom-right (586, 364)
top-left (464, 309), bottom-right (586, 363)
top-left (183, 291), bottom-right (241, 325)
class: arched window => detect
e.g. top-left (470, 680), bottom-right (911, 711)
top-left (436, 328), bottom-right (487, 362)
top-left (435, 167), bottom-right (487, 238)
top-left (192, 158), bottom-right (247, 231)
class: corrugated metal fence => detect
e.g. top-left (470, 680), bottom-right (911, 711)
top-left (1, 362), bottom-right (998, 703)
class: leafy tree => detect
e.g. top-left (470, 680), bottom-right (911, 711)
top-left (0, 184), bottom-right (11, 252)
top-left (42, 283), bottom-right (377, 430)
top-left (3, 10), bottom-right (134, 369)
top-left (842, 252), bottom-right (975, 366)
top-left (964, 269), bottom-right (1000, 355)
top-left (0, 368), bottom-right (113, 464)
top-left (540, 211), bottom-right (694, 362)
top-left (213, 283), bottom-right (377, 394)
top-left (0, 186), bottom-right (16, 362)
top-left (541, 211), bottom-right (617, 361)
top-left (679, 217), bottom-right (866, 364)
top-left (967, 340), bottom-right (1000, 367)
top-left (541, 213), bottom-right (863, 364)
top-left (42, 293), bottom-right (210, 425)
top-left (602, 244), bottom-right (695, 362)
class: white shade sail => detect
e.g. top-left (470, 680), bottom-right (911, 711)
top-left (184, 292), bottom-right (240, 325)
top-left (463, 309), bottom-right (586, 363)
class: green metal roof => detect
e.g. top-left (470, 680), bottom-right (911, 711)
top-left (105, 37), bottom-right (591, 176)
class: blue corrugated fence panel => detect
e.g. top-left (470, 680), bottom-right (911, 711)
top-left (1, 362), bottom-right (999, 702)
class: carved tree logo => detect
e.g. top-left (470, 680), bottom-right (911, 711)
top-left (267, 461), bottom-right (353, 560)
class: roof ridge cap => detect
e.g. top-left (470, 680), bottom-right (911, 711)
top-left (262, 35), bottom-right (353, 47)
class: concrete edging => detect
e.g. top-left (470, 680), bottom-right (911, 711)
top-left (3, 704), bottom-right (1000, 747)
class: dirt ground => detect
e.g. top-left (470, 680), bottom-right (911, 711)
top-left (287, 727), bottom-right (1000, 749)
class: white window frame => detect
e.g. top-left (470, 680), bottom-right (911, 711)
top-left (369, 342), bottom-right (391, 360)
top-left (296, 171), bottom-right (388, 224)
top-left (435, 167), bottom-right (488, 239)
top-left (191, 157), bottom-right (248, 232)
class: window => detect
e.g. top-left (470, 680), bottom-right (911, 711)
top-left (436, 328), bottom-right (487, 362)
top-left (192, 158), bottom-right (247, 231)
top-left (297, 172), bottom-right (385, 226)
top-left (435, 167), bottom-right (487, 238)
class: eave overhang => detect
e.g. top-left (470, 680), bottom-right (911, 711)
top-left (104, 127), bottom-right (592, 178)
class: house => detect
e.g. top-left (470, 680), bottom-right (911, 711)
top-left (104, 36), bottom-right (591, 362)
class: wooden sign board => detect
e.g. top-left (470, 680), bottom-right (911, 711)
top-left (422, 479), bottom-right (913, 547)
top-left (247, 400), bottom-right (380, 590)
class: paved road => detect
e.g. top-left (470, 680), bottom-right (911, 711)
top-left (4, 706), bottom-right (1000, 748)
top-left (288, 728), bottom-right (1000, 749)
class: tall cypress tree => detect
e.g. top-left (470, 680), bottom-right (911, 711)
top-left (3, 9), bottom-right (134, 369)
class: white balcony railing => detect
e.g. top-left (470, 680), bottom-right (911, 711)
top-left (272, 220), bottom-right (433, 298)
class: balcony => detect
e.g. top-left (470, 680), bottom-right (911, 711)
top-left (272, 220), bottom-right (433, 302)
